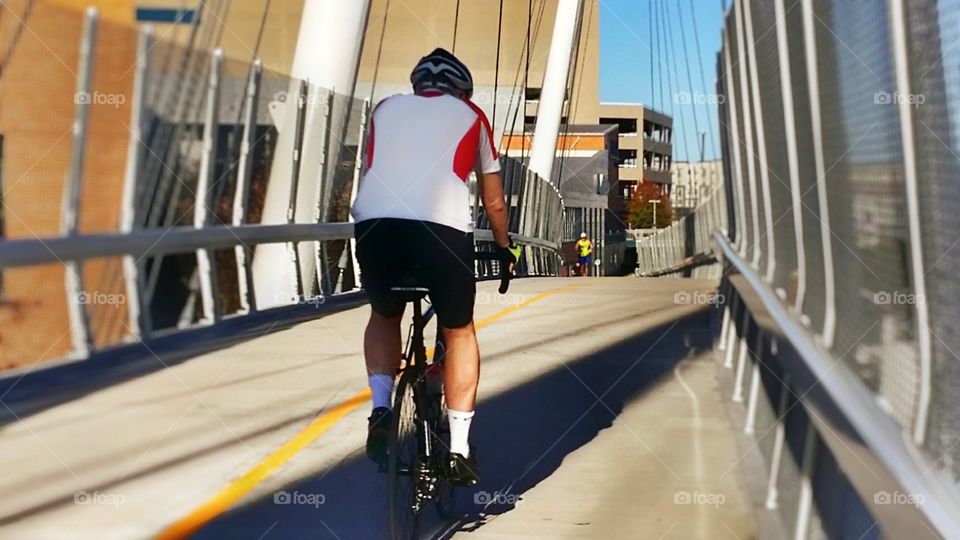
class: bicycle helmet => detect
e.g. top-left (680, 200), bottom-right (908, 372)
top-left (410, 48), bottom-right (474, 98)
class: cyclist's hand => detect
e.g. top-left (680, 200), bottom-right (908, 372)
top-left (498, 241), bottom-right (521, 269)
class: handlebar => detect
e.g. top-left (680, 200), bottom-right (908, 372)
top-left (475, 251), bottom-right (513, 294)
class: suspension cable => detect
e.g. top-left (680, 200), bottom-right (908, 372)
top-left (452, 0), bottom-right (461, 53)
top-left (502, 0), bottom-right (546, 156)
top-left (556, 0), bottom-right (592, 189)
top-left (670, 0), bottom-right (704, 162)
top-left (368, 0), bottom-right (392, 105)
top-left (688, 0), bottom-right (718, 160)
top-left (492, 0), bottom-right (504, 128)
top-left (662, 0), bottom-right (691, 164)
top-left (648, 0), bottom-right (655, 113)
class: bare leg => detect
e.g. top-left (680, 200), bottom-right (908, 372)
top-left (440, 322), bottom-right (480, 411)
top-left (364, 310), bottom-right (404, 376)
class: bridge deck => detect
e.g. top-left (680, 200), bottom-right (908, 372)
top-left (0, 277), bottom-right (756, 539)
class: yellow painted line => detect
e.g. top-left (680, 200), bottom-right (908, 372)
top-left (158, 280), bottom-right (587, 539)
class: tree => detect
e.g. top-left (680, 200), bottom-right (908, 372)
top-left (625, 180), bottom-right (673, 229)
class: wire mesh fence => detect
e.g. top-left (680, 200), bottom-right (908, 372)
top-left (634, 187), bottom-right (725, 279)
top-left (0, 4), bottom-right (566, 372)
top-left (709, 0), bottom-right (960, 537)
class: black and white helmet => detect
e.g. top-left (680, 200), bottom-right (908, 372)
top-left (410, 48), bottom-right (474, 98)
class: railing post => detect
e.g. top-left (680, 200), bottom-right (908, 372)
top-left (774, 0), bottom-right (807, 313)
top-left (288, 80), bottom-right (310, 301)
top-left (732, 310), bottom-right (750, 401)
top-left (722, 28), bottom-right (748, 258)
top-left (801, 0), bottom-right (836, 347)
top-left (766, 374), bottom-right (791, 510)
top-left (335, 97), bottom-right (370, 294)
top-left (889, 0), bottom-right (932, 445)
top-left (314, 90), bottom-right (334, 296)
top-left (120, 24), bottom-right (153, 340)
top-left (62, 7), bottom-right (98, 358)
top-left (734, 0), bottom-right (762, 269)
top-left (794, 421), bottom-right (819, 540)
top-left (233, 59), bottom-right (262, 314)
top-left (194, 48), bottom-right (224, 324)
top-left (742, 0), bottom-right (776, 282)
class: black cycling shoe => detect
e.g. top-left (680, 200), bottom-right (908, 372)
top-left (445, 451), bottom-right (479, 486)
top-left (366, 407), bottom-right (392, 464)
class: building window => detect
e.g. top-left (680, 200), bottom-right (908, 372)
top-left (599, 117), bottom-right (637, 137)
top-left (618, 149), bottom-right (638, 168)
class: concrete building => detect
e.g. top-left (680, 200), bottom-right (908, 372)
top-left (671, 160), bottom-right (723, 216)
top-left (598, 102), bottom-right (673, 200)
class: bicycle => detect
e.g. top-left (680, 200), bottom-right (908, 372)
top-left (385, 250), bottom-right (511, 540)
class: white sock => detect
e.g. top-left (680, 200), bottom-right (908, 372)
top-left (447, 409), bottom-right (475, 457)
top-left (369, 374), bottom-right (394, 410)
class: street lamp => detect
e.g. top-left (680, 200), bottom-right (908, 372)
top-left (650, 199), bottom-right (660, 229)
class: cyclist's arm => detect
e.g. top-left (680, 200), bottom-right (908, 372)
top-left (471, 104), bottom-right (509, 248)
top-left (480, 171), bottom-right (510, 248)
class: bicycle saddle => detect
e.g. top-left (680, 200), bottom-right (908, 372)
top-left (388, 266), bottom-right (430, 302)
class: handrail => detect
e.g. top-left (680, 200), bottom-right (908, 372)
top-left (0, 224), bottom-right (555, 270)
top-left (715, 230), bottom-right (960, 538)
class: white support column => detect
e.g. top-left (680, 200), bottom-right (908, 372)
top-left (801, 0), bottom-right (836, 347)
top-left (889, 0), bottom-right (932, 446)
top-left (252, 0), bottom-right (372, 308)
top-left (529, 0), bottom-right (584, 182)
top-left (766, 374), bottom-right (791, 510)
top-left (120, 25), bottom-right (153, 340)
top-left (774, 0), bottom-right (807, 314)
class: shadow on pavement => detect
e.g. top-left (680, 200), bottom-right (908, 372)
top-left (194, 307), bottom-right (713, 539)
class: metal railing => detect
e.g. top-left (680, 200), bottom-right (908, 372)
top-left (0, 9), bottom-right (565, 373)
top-left (634, 187), bottom-right (725, 278)
top-left (706, 0), bottom-right (960, 538)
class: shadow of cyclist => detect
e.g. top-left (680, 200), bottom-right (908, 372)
top-left (194, 308), bottom-right (712, 539)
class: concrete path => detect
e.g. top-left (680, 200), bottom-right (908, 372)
top-left (0, 277), bottom-right (756, 539)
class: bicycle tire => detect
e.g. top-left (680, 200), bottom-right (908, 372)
top-left (388, 370), bottom-right (423, 540)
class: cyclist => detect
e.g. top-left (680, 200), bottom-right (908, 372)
top-left (351, 48), bottom-right (521, 486)
top-left (575, 232), bottom-right (593, 276)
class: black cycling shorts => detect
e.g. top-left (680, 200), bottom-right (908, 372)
top-left (355, 218), bottom-right (475, 328)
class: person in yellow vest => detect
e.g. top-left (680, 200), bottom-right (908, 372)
top-left (575, 232), bottom-right (593, 276)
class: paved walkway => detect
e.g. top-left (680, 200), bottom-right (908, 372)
top-left (0, 277), bottom-right (756, 539)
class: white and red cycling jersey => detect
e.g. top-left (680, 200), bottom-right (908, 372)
top-left (351, 90), bottom-right (500, 233)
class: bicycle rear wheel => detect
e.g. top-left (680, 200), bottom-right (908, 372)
top-left (388, 370), bottom-right (423, 540)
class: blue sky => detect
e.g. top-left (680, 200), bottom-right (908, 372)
top-left (599, 0), bottom-right (727, 161)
